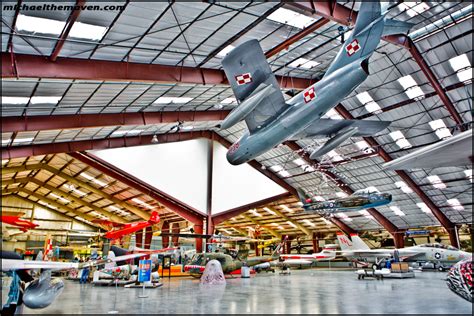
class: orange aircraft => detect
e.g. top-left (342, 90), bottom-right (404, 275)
top-left (99, 211), bottom-right (160, 240)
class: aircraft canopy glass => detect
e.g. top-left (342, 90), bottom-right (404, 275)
top-left (353, 187), bottom-right (380, 196)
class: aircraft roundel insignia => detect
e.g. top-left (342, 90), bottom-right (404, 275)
top-left (235, 73), bottom-right (253, 85)
top-left (434, 252), bottom-right (441, 259)
top-left (345, 39), bottom-right (361, 57)
top-left (303, 87), bottom-right (316, 103)
top-left (229, 142), bottom-right (240, 154)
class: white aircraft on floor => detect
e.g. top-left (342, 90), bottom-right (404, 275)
top-left (336, 232), bottom-right (472, 270)
top-left (279, 244), bottom-right (338, 266)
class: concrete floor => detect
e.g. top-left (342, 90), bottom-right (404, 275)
top-left (7, 269), bottom-right (472, 314)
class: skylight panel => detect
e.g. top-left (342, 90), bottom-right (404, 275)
top-left (30, 96), bottom-right (62, 104)
top-left (2, 139), bottom-right (11, 146)
top-left (16, 14), bottom-right (65, 35)
top-left (249, 209), bottom-right (262, 217)
top-left (427, 175), bottom-right (446, 189)
top-left (217, 45), bottom-right (235, 58)
top-left (395, 181), bottom-right (413, 194)
top-left (279, 170), bottom-right (291, 178)
top-left (323, 109), bottom-right (343, 120)
top-left (399, 2), bottom-right (430, 17)
top-left (322, 218), bottom-right (332, 225)
top-left (280, 205), bottom-right (293, 213)
top-left (303, 219), bottom-right (315, 227)
top-left (80, 172), bottom-right (108, 187)
top-left (286, 221), bottom-right (297, 228)
top-left (63, 183), bottom-right (87, 197)
top-left (336, 213), bottom-right (352, 221)
top-left (69, 21), bottom-right (108, 41)
top-left (49, 193), bottom-right (71, 204)
top-left (390, 206), bottom-right (406, 216)
top-left (153, 97), bottom-right (193, 104)
top-left (293, 158), bottom-right (306, 166)
top-left (335, 192), bottom-right (348, 198)
top-left (355, 140), bottom-right (375, 154)
top-left (2, 97), bottom-right (30, 104)
top-left (288, 58), bottom-right (321, 69)
top-left (220, 97), bottom-right (236, 105)
top-left (449, 54), bottom-right (472, 83)
top-left (429, 119), bottom-right (452, 139)
top-left (108, 205), bottom-right (122, 212)
top-left (389, 130), bottom-right (412, 149)
top-left (416, 202), bottom-right (431, 214)
top-left (359, 210), bottom-right (374, 219)
top-left (13, 137), bottom-right (34, 144)
top-left (327, 150), bottom-right (343, 162)
top-left (263, 207), bottom-right (276, 216)
top-left (269, 165), bottom-right (283, 173)
top-left (398, 75), bottom-right (424, 100)
top-left (132, 198), bottom-right (155, 210)
top-left (464, 169), bottom-right (472, 182)
top-left (267, 7), bottom-right (317, 29)
top-left (447, 198), bottom-right (464, 211)
top-left (356, 91), bottom-right (374, 105)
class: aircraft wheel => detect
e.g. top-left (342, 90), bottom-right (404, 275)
top-left (438, 266), bottom-right (445, 272)
top-left (372, 264), bottom-right (378, 271)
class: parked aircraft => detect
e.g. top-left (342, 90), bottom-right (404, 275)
top-left (1, 212), bottom-right (38, 232)
top-left (280, 244), bottom-right (338, 266)
top-left (220, 1), bottom-right (411, 165)
top-left (184, 239), bottom-right (285, 276)
top-left (1, 250), bottom-right (146, 309)
top-left (297, 187), bottom-right (392, 213)
top-left (336, 233), bottom-right (472, 270)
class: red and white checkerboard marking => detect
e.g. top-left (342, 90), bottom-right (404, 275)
top-left (345, 39), bottom-right (360, 57)
top-left (303, 87), bottom-right (316, 103)
top-left (235, 73), bottom-right (253, 85)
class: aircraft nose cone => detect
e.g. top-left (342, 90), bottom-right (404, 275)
top-left (226, 150), bottom-right (246, 165)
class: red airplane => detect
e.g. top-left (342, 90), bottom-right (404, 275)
top-left (1, 213), bottom-right (39, 232)
top-left (103, 211), bottom-right (160, 240)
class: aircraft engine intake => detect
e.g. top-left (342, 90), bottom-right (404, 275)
top-left (23, 271), bottom-right (64, 309)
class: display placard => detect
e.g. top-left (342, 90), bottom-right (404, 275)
top-left (138, 259), bottom-right (152, 283)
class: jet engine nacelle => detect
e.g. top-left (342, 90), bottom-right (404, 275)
top-left (219, 84), bottom-right (275, 130)
top-left (23, 271), bottom-right (64, 309)
top-left (310, 126), bottom-right (359, 159)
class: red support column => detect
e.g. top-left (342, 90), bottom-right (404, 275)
top-left (285, 236), bottom-right (292, 255)
top-left (135, 229), bottom-right (143, 248)
top-left (393, 231), bottom-right (405, 249)
top-left (171, 223), bottom-right (180, 247)
top-left (144, 226), bottom-right (153, 250)
top-left (194, 221), bottom-right (204, 253)
top-left (312, 232), bottom-right (320, 253)
top-left (161, 221), bottom-right (170, 248)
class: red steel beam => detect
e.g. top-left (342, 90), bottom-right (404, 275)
top-left (68, 151), bottom-right (206, 225)
top-left (335, 104), bottom-right (458, 247)
top-left (50, 0), bottom-right (86, 61)
top-left (212, 192), bottom-right (293, 225)
top-left (265, 18), bottom-right (330, 59)
top-left (2, 110), bottom-right (230, 133)
top-left (287, 1), bottom-right (465, 130)
top-left (1, 53), bottom-right (313, 90)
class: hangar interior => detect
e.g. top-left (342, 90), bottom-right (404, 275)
top-left (1, 1), bottom-right (473, 315)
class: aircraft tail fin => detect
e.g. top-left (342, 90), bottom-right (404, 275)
top-left (222, 39), bottom-right (288, 133)
top-left (148, 211), bottom-right (160, 224)
top-left (296, 188), bottom-right (311, 206)
top-left (336, 232), bottom-right (354, 250)
top-left (324, 1), bottom-right (386, 77)
top-left (350, 234), bottom-right (371, 250)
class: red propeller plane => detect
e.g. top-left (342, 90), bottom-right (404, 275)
top-left (1, 212), bottom-right (39, 232)
top-left (101, 211), bottom-right (160, 240)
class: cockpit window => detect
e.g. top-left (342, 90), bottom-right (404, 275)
top-left (353, 187), bottom-right (380, 196)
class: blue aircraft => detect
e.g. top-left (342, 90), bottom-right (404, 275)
top-left (297, 187), bottom-right (392, 213)
top-left (219, 1), bottom-right (413, 165)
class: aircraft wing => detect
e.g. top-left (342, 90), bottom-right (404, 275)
top-left (2, 259), bottom-right (79, 271)
top-left (222, 39), bottom-right (288, 133)
top-left (340, 249), bottom-right (423, 258)
top-left (291, 119), bottom-right (391, 139)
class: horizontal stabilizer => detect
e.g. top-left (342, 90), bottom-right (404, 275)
top-left (382, 18), bottom-right (414, 36)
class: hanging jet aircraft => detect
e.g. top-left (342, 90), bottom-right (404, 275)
top-left (279, 244), bottom-right (338, 266)
top-left (336, 233), bottom-right (472, 271)
top-left (297, 187), bottom-right (392, 213)
top-left (1, 212), bottom-right (39, 232)
top-left (220, 1), bottom-right (412, 165)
